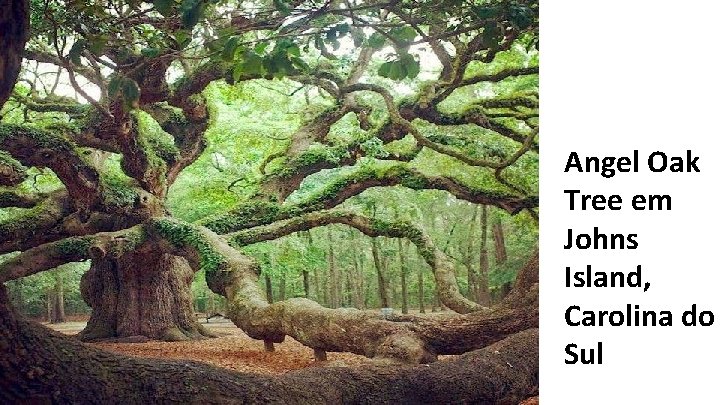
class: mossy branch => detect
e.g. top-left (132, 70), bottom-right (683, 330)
top-left (0, 151), bottom-right (27, 186)
top-left (0, 225), bottom-right (146, 283)
top-left (0, 189), bottom-right (45, 208)
top-left (0, 124), bottom-right (101, 207)
top-left (145, 217), bottom-right (538, 363)
top-left (227, 209), bottom-right (481, 314)
top-left (201, 163), bottom-right (537, 238)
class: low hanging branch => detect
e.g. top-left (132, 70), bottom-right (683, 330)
top-left (0, 225), bottom-right (146, 283)
top-left (0, 282), bottom-right (538, 404)
top-left (147, 218), bottom-right (538, 363)
top-left (226, 209), bottom-right (481, 314)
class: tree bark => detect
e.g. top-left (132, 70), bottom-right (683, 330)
top-left (372, 238), bottom-right (390, 308)
top-left (398, 239), bottom-right (409, 314)
top-left (265, 274), bottom-right (274, 304)
top-left (79, 249), bottom-right (210, 341)
top-left (493, 217), bottom-right (508, 264)
top-left (0, 283), bottom-right (538, 404)
top-left (477, 205), bottom-right (491, 306)
top-left (0, 0), bottom-right (29, 108)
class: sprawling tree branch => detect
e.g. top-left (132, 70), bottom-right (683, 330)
top-left (201, 161), bottom-right (537, 237)
top-left (227, 209), bottom-right (481, 314)
top-left (0, 283), bottom-right (538, 404)
top-left (0, 189), bottom-right (44, 208)
top-left (0, 225), bottom-right (145, 283)
top-left (147, 218), bottom-right (537, 363)
top-left (0, 124), bottom-right (101, 207)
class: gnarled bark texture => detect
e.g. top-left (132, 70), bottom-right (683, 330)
top-left (0, 284), bottom-right (538, 404)
top-left (80, 250), bottom-right (210, 341)
top-left (150, 219), bottom-right (538, 364)
top-left (0, 0), bottom-right (29, 108)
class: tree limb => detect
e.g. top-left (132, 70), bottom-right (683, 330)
top-left (0, 124), bottom-right (102, 208)
top-left (227, 209), bottom-right (482, 314)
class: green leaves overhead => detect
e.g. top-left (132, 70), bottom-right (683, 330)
top-left (153, 0), bottom-right (174, 17)
top-left (108, 76), bottom-right (141, 109)
top-left (367, 33), bottom-right (386, 49)
top-left (224, 37), bottom-right (309, 80)
top-left (378, 53), bottom-right (420, 81)
top-left (68, 40), bottom-right (86, 65)
top-left (181, 0), bottom-right (204, 29)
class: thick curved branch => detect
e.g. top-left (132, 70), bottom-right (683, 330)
top-left (295, 163), bottom-right (538, 214)
top-left (0, 283), bottom-right (538, 404)
top-left (200, 163), bottom-right (537, 236)
top-left (227, 209), bottom-right (481, 314)
top-left (0, 151), bottom-right (27, 186)
top-left (0, 225), bottom-right (145, 283)
top-left (0, 124), bottom-right (101, 207)
top-left (148, 219), bottom-right (537, 364)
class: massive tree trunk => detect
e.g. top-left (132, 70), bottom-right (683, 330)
top-left (79, 249), bottom-right (209, 341)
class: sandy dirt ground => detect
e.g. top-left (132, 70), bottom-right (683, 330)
top-left (45, 318), bottom-right (376, 374)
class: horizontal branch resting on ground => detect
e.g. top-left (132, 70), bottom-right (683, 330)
top-left (149, 218), bottom-right (538, 363)
top-left (0, 281), bottom-right (538, 404)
